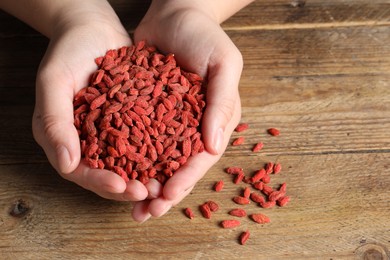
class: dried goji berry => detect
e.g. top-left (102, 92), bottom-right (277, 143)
top-left (250, 213), bottom-right (270, 224)
top-left (221, 220), bottom-right (241, 229)
top-left (239, 231), bottom-right (250, 245)
top-left (233, 196), bottom-right (250, 205)
top-left (206, 201), bottom-right (219, 212)
top-left (252, 142), bottom-right (264, 152)
top-left (273, 163), bottom-right (282, 174)
top-left (277, 196), bottom-right (290, 207)
top-left (250, 192), bottom-right (265, 204)
top-left (226, 167), bottom-right (244, 175)
top-left (228, 209), bottom-right (247, 217)
top-left (235, 123), bottom-right (249, 132)
top-left (267, 128), bottom-right (280, 136)
top-left (199, 203), bottom-right (211, 219)
top-left (184, 208), bottom-right (194, 219)
top-left (214, 180), bottom-right (224, 192)
top-left (243, 187), bottom-right (251, 199)
top-left (232, 137), bottom-right (245, 146)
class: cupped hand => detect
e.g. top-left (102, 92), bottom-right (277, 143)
top-left (32, 3), bottom-right (160, 202)
top-left (132, 2), bottom-right (243, 222)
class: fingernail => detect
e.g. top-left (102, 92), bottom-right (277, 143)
top-left (138, 214), bottom-right (151, 224)
top-left (56, 145), bottom-right (72, 174)
top-left (213, 128), bottom-right (224, 154)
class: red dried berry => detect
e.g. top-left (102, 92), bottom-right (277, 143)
top-left (243, 187), bottom-right (251, 199)
top-left (226, 167), bottom-right (244, 175)
top-left (234, 172), bottom-right (245, 184)
top-left (199, 203), bottom-right (211, 219)
top-left (273, 163), bottom-right (282, 174)
top-left (228, 209), bottom-right (247, 217)
top-left (221, 220), bottom-right (241, 229)
top-left (214, 180), bottom-right (224, 192)
top-left (235, 123), bottom-right (249, 132)
top-left (232, 137), bottom-right (245, 146)
top-left (184, 208), bottom-right (194, 219)
top-left (250, 213), bottom-right (271, 224)
top-left (207, 201), bottom-right (219, 212)
top-left (250, 192), bottom-right (265, 204)
top-left (233, 196), bottom-right (250, 205)
top-left (267, 128), bottom-right (280, 136)
top-left (277, 196), bottom-right (290, 207)
top-left (259, 200), bottom-right (276, 209)
top-left (252, 142), bottom-right (264, 152)
top-left (264, 162), bottom-right (274, 174)
top-left (239, 231), bottom-right (250, 245)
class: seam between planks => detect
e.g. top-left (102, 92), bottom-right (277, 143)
top-left (222, 20), bottom-right (390, 31)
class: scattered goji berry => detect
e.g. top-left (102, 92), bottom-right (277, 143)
top-left (250, 213), bottom-right (271, 224)
top-left (277, 196), bottom-right (290, 207)
top-left (235, 123), bottom-right (249, 132)
top-left (239, 231), bottom-right (250, 245)
top-left (267, 128), bottom-right (280, 136)
top-left (273, 163), bottom-right (282, 174)
top-left (184, 208), bottom-right (194, 219)
top-left (199, 203), bottom-right (211, 219)
top-left (221, 220), bottom-right (241, 229)
top-left (252, 142), bottom-right (264, 152)
top-left (228, 209), bottom-right (247, 217)
top-left (259, 200), bottom-right (276, 209)
top-left (207, 201), bottom-right (219, 212)
top-left (232, 137), bottom-right (245, 146)
top-left (226, 167), bottom-right (244, 175)
top-left (243, 187), bottom-right (251, 199)
top-left (233, 196), bottom-right (250, 205)
top-left (234, 172), bottom-right (245, 184)
top-left (250, 192), bottom-right (265, 204)
top-left (214, 180), bottom-right (224, 192)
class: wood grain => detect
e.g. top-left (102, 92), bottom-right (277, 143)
top-left (0, 0), bottom-right (389, 259)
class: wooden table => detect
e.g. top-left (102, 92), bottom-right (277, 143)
top-left (1, 1), bottom-right (389, 259)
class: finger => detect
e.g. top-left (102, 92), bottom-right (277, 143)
top-left (145, 178), bottom-right (163, 199)
top-left (148, 186), bottom-right (194, 218)
top-left (202, 38), bottom-right (243, 155)
top-left (132, 200), bottom-right (152, 223)
top-left (33, 68), bottom-right (81, 174)
top-left (62, 163), bottom-right (148, 201)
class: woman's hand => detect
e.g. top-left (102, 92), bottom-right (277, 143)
top-left (131, 0), bottom-right (245, 222)
top-left (31, 1), bottom-right (157, 202)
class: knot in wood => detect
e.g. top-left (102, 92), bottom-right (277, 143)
top-left (9, 199), bottom-right (30, 218)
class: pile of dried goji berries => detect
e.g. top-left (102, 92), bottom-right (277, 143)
top-left (73, 41), bottom-right (205, 184)
top-left (184, 125), bottom-right (290, 245)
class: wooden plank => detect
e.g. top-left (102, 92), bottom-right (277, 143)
top-left (222, 1), bottom-right (390, 30)
top-left (0, 152), bottom-right (389, 259)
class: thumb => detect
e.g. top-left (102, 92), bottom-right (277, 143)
top-left (202, 45), bottom-right (243, 155)
top-left (32, 68), bottom-right (81, 174)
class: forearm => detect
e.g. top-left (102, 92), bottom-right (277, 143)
top-left (150, 0), bottom-right (255, 24)
top-left (0, 0), bottom-right (121, 38)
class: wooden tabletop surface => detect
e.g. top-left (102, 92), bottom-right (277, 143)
top-left (1, 1), bottom-right (390, 259)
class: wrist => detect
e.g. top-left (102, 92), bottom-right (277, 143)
top-left (147, 0), bottom-right (220, 24)
top-left (51, 1), bottom-right (125, 39)
top-left (148, 0), bottom-right (254, 24)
